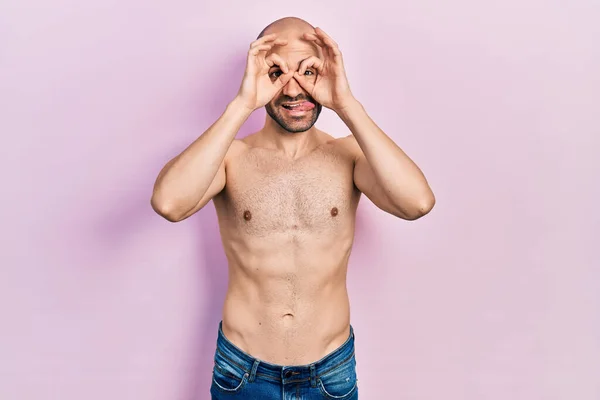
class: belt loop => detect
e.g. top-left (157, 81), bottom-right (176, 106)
top-left (248, 359), bottom-right (260, 382)
top-left (310, 364), bottom-right (317, 388)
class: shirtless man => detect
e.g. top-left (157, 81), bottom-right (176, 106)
top-left (151, 17), bottom-right (435, 400)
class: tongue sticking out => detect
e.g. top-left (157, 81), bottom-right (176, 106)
top-left (284, 101), bottom-right (315, 111)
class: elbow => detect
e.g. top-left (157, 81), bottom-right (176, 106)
top-left (397, 193), bottom-right (436, 221)
top-left (419, 193), bottom-right (436, 216)
top-left (150, 196), bottom-right (184, 223)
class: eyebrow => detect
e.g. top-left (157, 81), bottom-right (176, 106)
top-left (269, 63), bottom-right (315, 70)
top-left (268, 56), bottom-right (318, 72)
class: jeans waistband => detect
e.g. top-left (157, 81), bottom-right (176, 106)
top-left (215, 320), bottom-right (355, 383)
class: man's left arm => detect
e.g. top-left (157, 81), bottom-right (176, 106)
top-left (337, 100), bottom-right (435, 220)
top-left (294, 27), bottom-right (435, 219)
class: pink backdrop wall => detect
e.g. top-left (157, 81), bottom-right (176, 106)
top-left (1, 0), bottom-right (598, 399)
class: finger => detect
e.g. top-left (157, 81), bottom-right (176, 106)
top-left (263, 38), bottom-right (288, 50)
top-left (265, 53), bottom-right (288, 73)
top-left (298, 56), bottom-right (324, 75)
top-left (250, 42), bottom-right (288, 55)
top-left (249, 33), bottom-right (278, 48)
top-left (302, 32), bottom-right (326, 48)
top-left (249, 43), bottom-right (274, 56)
top-left (249, 39), bottom-right (287, 56)
top-left (250, 36), bottom-right (288, 51)
top-left (274, 70), bottom-right (294, 89)
top-left (314, 27), bottom-right (341, 57)
top-left (314, 27), bottom-right (338, 47)
top-left (293, 71), bottom-right (315, 93)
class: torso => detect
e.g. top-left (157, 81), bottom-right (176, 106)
top-left (213, 131), bottom-right (361, 365)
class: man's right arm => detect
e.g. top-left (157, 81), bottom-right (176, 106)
top-left (151, 33), bottom-right (293, 222)
top-left (150, 98), bottom-right (251, 222)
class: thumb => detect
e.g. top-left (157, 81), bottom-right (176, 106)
top-left (293, 72), bottom-right (315, 94)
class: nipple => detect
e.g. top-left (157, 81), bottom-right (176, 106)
top-left (243, 210), bottom-right (252, 221)
top-left (330, 207), bottom-right (339, 217)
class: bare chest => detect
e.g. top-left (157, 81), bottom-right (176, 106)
top-left (217, 147), bottom-right (358, 236)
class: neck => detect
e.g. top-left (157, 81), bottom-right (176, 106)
top-left (259, 116), bottom-right (320, 159)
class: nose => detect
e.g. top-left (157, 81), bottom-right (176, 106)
top-left (282, 76), bottom-right (303, 98)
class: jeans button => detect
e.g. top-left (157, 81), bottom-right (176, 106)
top-left (284, 370), bottom-right (293, 378)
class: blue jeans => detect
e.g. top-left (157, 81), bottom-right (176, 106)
top-left (210, 321), bottom-right (359, 399)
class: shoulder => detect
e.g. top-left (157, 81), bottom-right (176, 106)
top-left (225, 138), bottom-right (250, 162)
top-left (331, 134), bottom-right (361, 161)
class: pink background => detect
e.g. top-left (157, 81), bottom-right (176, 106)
top-left (1, 0), bottom-right (599, 399)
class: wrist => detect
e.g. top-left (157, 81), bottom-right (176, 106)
top-left (334, 97), bottom-right (362, 120)
top-left (228, 97), bottom-right (255, 118)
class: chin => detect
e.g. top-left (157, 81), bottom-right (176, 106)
top-left (266, 104), bottom-right (322, 133)
top-left (278, 116), bottom-right (317, 133)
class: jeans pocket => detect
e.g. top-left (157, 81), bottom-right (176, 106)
top-left (317, 355), bottom-right (358, 399)
top-left (211, 351), bottom-right (249, 394)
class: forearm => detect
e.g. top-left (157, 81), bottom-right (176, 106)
top-left (151, 98), bottom-right (251, 215)
top-left (336, 99), bottom-right (434, 212)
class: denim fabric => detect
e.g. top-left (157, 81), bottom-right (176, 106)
top-left (210, 321), bottom-right (359, 400)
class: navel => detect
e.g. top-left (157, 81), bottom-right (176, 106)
top-left (243, 210), bottom-right (252, 221)
top-left (330, 207), bottom-right (339, 217)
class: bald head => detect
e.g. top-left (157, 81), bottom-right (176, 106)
top-left (257, 17), bottom-right (315, 39)
top-left (255, 17), bottom-right (323, 133)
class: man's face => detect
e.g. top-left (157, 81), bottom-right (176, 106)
top-left (265, 35), bottom-right (323, 133)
